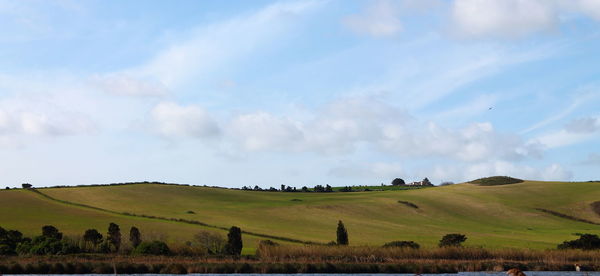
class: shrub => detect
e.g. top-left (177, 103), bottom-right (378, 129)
top-left (20, 236), bottom-right (80, 255)
top-left (439, 234), bottom-right (467, 247)
top-left (383, 240), bottom-right (420, 249)
top-left (259, 239), bottom-right (279, 246)
top-left (397, 201), bottom-right (418, 209)
top-left (132, 241), bottom-right (171, 255)
top-left (558, 234), bottom-right (600, 250)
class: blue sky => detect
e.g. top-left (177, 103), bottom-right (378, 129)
top-left (1, 0), bottom-right (600, 188)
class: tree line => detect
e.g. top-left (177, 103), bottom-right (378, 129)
top-left (0, 224), bottom-right (243, 256)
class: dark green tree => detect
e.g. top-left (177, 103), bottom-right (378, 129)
top-left (107, 223), bottom-right (121, 252)
top-left (225, 226), bottom-right (243, 255)
top-left (422, 177), bottom-right (433, 186)
top-left (129, 226), bottom-right (142, 248)
top-left (438, 233), bottom-right (467, 247)
top-left (325, 184), bottom-right (333, 192)
top-left (83, 229), bottom-right (103, 250)
top-left (0, 227), bottom-right (25, 255)
top-left (391, 178), bottom-right (405, 186)
top-left (336, 220), bottom-right (348, 245)
top-left (42, 225), bottom-right (63, 240)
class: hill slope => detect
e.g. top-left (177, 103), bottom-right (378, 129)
top-left (2, 180), bottom-right (599, 249)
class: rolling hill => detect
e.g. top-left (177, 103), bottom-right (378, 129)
top-left (1, 180), bottom-right (599, 251)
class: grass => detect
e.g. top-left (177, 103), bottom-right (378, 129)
top-left (0, 189), bottom-right (272, 253)
top-left (2, 180), bottom-right (600, 250)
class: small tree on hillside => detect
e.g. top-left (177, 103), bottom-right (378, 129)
top-left (107, 223), bottom-right (121, 252)
top-left (336, 220), bottom-right (348, 245)
top-left (42, 225), bottom-right (63, 240)
top-left (129, 227), bottom-right (142, 248)
top-left (439, 233), bottom-right (467, 247)
top-left (83, 229), bottom-right (103, 250)
top-left (391, 178), bottom-right (405, 186)
top-left (225, 226), bottom-right (243, 255)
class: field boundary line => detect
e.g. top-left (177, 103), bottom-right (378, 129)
top-left (26, 188), bottom-right (320, 245)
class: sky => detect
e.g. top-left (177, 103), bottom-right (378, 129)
top-left (1, 0), bottom-right (600, 188)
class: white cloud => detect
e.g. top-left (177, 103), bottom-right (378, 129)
top-left (429, 161), bottom-right (572, 182)
top-left (565, 117), bottom-right (599, 133)
top-left (151, 102), bottom-right (220, 139)
top-left (90, 74), bottom-right (168, 97)
top-left (379, 121), bottom-right (541, 162)
top-left (125, 0), bottom-right (320, 88)
top-left (0, 104), bottom-right (96, 147)
top-left (577, 0), bottom-right (600, 20)
top-left (580, 153), bottom-right (600, 166)
top-left (329, 162), bottom-right (404, 179)
top-left (218, 95), bottom-right (540, 163)
top-left (343, 0), bottom-right (403, 37)
top-left (451, 0), bottom-right (559, 39)
top-left (532, 116), bottom-right (600, 149)
top-left (229, 111), bottom-right (304, 151)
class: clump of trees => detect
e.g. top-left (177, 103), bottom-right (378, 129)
top-left (0, 227), bottom-right (26, 255)
top-left (383, 240), bottom-right (420, 249)
top-left (439, 233), bottom-right (467, 247)
top-left (15, 225), bottom-right (79, 255)
top-left (558, 234), bottom-right (600, 250)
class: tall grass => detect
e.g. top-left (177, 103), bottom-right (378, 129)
top-left (256, 244), bottom-right (600, 264)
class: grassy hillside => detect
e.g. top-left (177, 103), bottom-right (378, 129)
top-left (0, 189), bottom-right (267, 253)
top-left (2, 180), bottom-right (599, 250)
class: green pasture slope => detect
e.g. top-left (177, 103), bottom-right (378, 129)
top-left (2, 180), bottom-right (600, 250)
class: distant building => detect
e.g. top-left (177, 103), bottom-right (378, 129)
top-left (407, 178), bottom-right (433, 186)
top-left (21, 183), bottom-right (32, 189)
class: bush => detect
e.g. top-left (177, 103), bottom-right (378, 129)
top-left (18, 236), bottom-right (80, 255)
top-left (470, 176), bottom-right (523, 186)
top-left (383, 240), bottom-right (420, 249)
top-left (439, 234), bottom-right (467, 247)
top-left (558, 234), bottom-right (600, 250)
top-left (194, 230), bottom-right (225, 254)
top-left (132, 241), bottom-right (171, 255)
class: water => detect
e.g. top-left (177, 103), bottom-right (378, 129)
top-left (5, 273), bottom-right (600, 276)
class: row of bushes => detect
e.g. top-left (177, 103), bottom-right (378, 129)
top-left (0, 224), bottom-right (244, 257)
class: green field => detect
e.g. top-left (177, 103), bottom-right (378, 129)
top-left (1, 180), bottom-right (599, 250)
